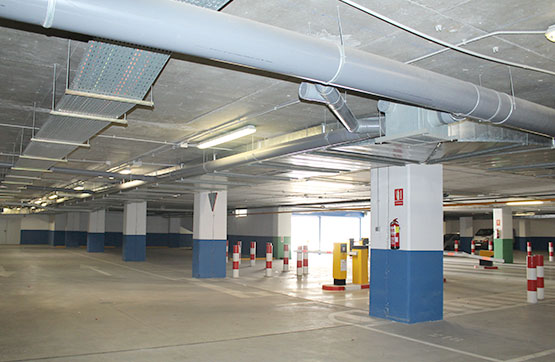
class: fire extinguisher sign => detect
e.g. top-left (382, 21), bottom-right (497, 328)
top-left (394, 188), bottom-right (404, 206)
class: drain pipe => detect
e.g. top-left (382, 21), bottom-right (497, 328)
top-left (298, 82), bottom-right (383, 135)
top-left (1, 0), bottom-right (554, 136)
top-left (159, 129), bottom-right (374, 181)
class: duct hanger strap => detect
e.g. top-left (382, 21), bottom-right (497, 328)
top-left (327, 43), bottom-right (346, 85)
top-left (43, 0), bottom-right (56, 28)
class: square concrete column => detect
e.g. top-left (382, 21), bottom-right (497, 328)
top-left (193, 191), bottom-right (227, 278)
top-left (168, 217), bottom-right (181, 248)
top-left (123, 201), bottom-right (147, 261)
top-left (459, 216), bottom-right (473, 253)
top-left (370, 164), bottom-right (443, 323)
top-left (493, 208), bottom-right (513, 263)
top-left (87, 210), bottom-right (105, 253)
top-left (65, 212), bottom-right (86, 248)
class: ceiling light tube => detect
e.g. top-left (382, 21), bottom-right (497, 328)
top-left (506, 200), bottom-right (544, 206)
top-left (48, 194), bottom-right (58, 200)
top-left (5, 175), bottom-right (42, 180)
top-left (31, 138), bottom-right (91, 148)
top-left (11, 167), bottom-right (52, 173)
top-left (197, 125), bottom-right (256, 149)
top-left (73, 185), bottom-right (85, 191)
top-left (19, 155), bottom-right (68, 163)
top-left (2, 180), bottom-right (33, 185)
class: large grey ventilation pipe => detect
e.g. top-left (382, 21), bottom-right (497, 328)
top-left (159, 129), bottom-right (373, 181)
top-left (298, 82), bottom-right (383, 135)
top-left (1, 0), bottom-right (554, 136)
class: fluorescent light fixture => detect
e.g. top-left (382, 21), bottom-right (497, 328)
top-left (119, 180), bottom-right (146, 190)
top-left (6, 175), bottom-right (42, 180)
top-left (506, 200), bottom-right (544, 206)
top-left (48, 194), bottom-right (58, 200)
top-left (119, 168), bottom-right (132, 175)
top-left (73, 185), bottom-right (85, 191)
top-left (41, 202), bottom-right (48, 207)
top-left (235, 209), bottom-right (248, 218)
top-left (546, 24), bottom-right (555, 42)
top-left (197, 125), bottom-right (256, 149)
top-left (2, 180), bottom-right (33, 185)
top-left (56, 197), bottom-right (68, 203)
top-left (514, 212), bottom-right (535, 217)
top-left (34, 200), bottom-right (43, 204)
top-left (11, 167), bottom-right (52, 173)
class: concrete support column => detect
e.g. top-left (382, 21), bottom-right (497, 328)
top-left (273, 208), bottom-right (291, 259)
top-left (65, 212), bottom-right (84, 248)
top-left (459, 216), bottom-right (473, 253)
top-left (53, 214), bottom-right (66, 247)
top-left (370, 164), bottom-right (443, 323)
top-left (193, 191), bottom-right (227, 278)
top-left (123, 201), bottom-right (147, 261)
top-left (47, 215), bottom-right (55, 246)
top-left (168, 217), bottom-right (181, 248)
top-left (493, 208), bottom-right (513, 263)
top-left (87, 210), bottom-right (105, 253)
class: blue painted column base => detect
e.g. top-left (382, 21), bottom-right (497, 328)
top-left (123, 235), bottom-right (146, 261)
top-left (65, 231), bottom-right (86, 248)
top-left (193, 239), bottom-right (226, 278)
top-left (87, 233), bottom-right (105, 253)
top-left (370, 249), bottom-right (443, 324)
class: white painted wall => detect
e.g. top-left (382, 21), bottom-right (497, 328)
top-left (106, 211), bottom-right (123, 232)
top-left (147, 215), bottom-right (169, 233)
top-left (0, 215), bottom-right (21, 244)
top-left (227, 207), bottom-right (291, 237)
top-left (20, 214), bottom-right (50, 230)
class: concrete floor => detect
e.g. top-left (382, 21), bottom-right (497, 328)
top-left (0, 246), bottom-right (554, 361)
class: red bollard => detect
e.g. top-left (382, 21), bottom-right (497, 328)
top-left (265, 242), bottom-right (273, 277)
top-left (488, 239), bottom-right (493, 251)
top-left (471, 240), bottom-right (476, 255)
top-left (549, 242), bottom-right (553, 262)
top-left (283, 244), bottom-right (289, 272)
top-left (454, 239), bottom-right (459, 252)
top-left (302, 245), bottom-right (309, 275)
top-left (232, 245), bottom-right (239, 278)
top-left (297, 246), bottom-right (303, 277)
top-left (250, 241), bottom-right (256, 267)
top-left (527, 255), bottom-right (537, 303)
top-left (536, 255), bottom-right (544, 300)
top-left (226, 240), bottom-right (229, 264)
top-left (527, 241), bottom-right (532, 256)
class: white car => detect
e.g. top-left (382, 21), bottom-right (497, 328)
top-left (473, 228), bottom-right (493, 250)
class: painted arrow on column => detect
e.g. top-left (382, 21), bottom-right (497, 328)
top-left (0, 265), bottom-right (15, 277)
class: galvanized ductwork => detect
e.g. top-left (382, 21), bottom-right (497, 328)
top-left (0, 0), bottom-right (553, 136)
top-left (298, 82), bottom-right (384, 135)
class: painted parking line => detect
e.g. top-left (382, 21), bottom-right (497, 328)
top-left (80, 264), bottom-right (112, 276)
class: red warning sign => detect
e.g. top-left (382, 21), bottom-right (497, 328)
top-left (394, 188), bottom-right (404, 206)
top-left (496, 219), bottom-right (500, 226)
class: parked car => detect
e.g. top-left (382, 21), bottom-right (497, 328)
top-left (473, 228), bottom-right (493, 250)
top-left (444, 233), bottom-right (460, 250)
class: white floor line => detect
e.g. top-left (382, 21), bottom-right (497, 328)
top-left (328, 312), bottom-right (501, 362)
top-left (80, 264), bottom-right (112, 276)
top-left (505, 348), bottom-right (555, 362)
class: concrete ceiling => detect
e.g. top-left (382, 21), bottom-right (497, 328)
top-left (0, 0), bottom-right (554, 216)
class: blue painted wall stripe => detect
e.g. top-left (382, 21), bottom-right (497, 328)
top-left (123, 234), bottom-right (146, 261)
top-left (87, 233), bottom-right (105, 253)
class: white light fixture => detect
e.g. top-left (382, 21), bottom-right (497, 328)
top-left (48, 194), bottom-right (58, 200)
top-left (41, 202), bottom-right (48, 207)
top-left (73, 185), bottom-right (85, 191)
top-left (197, 125), bottom-right (256, 149)
top-left (506, 200), bottom-right (544, 206)
top-left (546, 24), bottom-right (555, 42)
top-left (119, 168), bottom-right (132, 175)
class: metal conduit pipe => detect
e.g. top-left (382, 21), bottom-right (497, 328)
top-left (50, 167), bottom-right (156, 182)
top-left (159, 129), bottom-right (374, 181)
top-left (1, 1), bottom-right (554, 136)
top-left (298, 82), bottom-right (383, 134)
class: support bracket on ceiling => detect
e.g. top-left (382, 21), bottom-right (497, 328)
top-left (65, 89), bottom-right (154, 107)
top-left (50, 110), bottom-right (128, 125)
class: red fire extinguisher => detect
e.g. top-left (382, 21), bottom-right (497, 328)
top-left (390, 218), bottom-right (400, 250)
top-left (496, 229), bottom-right (500, 239)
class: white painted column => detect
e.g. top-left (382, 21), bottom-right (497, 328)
top-left (370, 164), bottom-right (443, 323)
top-left (123, 201), bottom-right (147, 261)
top-left (87, 210), bottom-right (105, 252)
top-left (193, 191), bottom-right (227, 278)
top-left (493, 207), bottom-right (514, 263)
top-left (459, 216), bottom-right (473, 253)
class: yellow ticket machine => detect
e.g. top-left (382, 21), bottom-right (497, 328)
top-left (333, 243), bottom-right (347, 285)
top-left (352, 245), bottom-right (369, 285)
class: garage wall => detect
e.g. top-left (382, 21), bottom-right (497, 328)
top-left (0, 215), bottom-right (22, 244)
top-left (20, 214), bottom-right (54, 245)
top-left (227, 208), bottom-right (291, 258)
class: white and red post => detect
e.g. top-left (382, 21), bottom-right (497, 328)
top-left (302, 245), bottom-right (309, 275)
top-left (549, 241), bottom-right (554, 262)
top-left (488, 239), bottom-right (493, 251)
top-left (283, 244), bottom-right (289, 272)
top-left (238, 241), bottom-right (242, 264)
top-left (250, 241), bottom-right (256, 267)
top-left (297, 246), bottom-right (303, 277)
top-left (535, 255), bottom-right (544, 300)
top-left (471, 240), bottom-right (476, 255)
top-left (454, 239), bottom-right (459, 252)
top-left (232, 244), bottom-right (239, 278)
top-left (527, 241), bottom-right (532, 256)
top-left (527, 255), bottom-right (537, 303)
top-left (265, 242), bottom-right (273, 277)
top-left (226, 241), bottom-right (229, 264)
